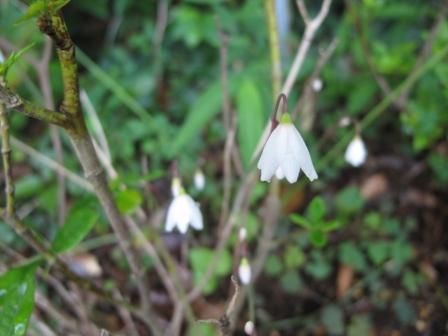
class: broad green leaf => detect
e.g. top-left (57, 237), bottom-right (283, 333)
top-left (366, 241), bottom-right (389, 265)
top-left (284, 245), bottom-right (305, 269)
top-left (52, 203), bottom-right (99, 254)
top-left (305, 251), bottom-right (331, 280)
top-left (236, 78), bottom-right (264, 168)
top-left (309, 230), bottom-right (327, 247)
top-left (322, 305), bottom-right (344, 335)
top-left (264, 255), bottom-right (283, 277)
top-left (339, 242), bottom-right (367, 271)
top-left (189, 247), bottom-right (231, 294)
top-left (335, 186), bottom-right (364, 214)
top-left (306, 196), bottom-right (326, 223)
top-left (115, 189), bottom-right (143, 215)
top-left (280, 270), bottom-right (302, 293)
top-left (0, 263), bottom-right (37, 336)
top-left (290, 214), bottom-right (311, 229)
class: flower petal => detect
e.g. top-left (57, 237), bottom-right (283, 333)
top-left (189, 202), bottom-right (204, 231)
top-left (280, 153), bottom-right (300, 183)
top-left (290, 125), bottom-right (318, 181)
top-left (257, 126), bottom-right (281, 182)
top-left (275, 167), bottom-right (285, 180)
top-left (165, 200), bottom-right (178, 232)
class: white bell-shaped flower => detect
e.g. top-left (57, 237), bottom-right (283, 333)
top-left (0, 51), bottom-right (4, 64)
top-left (238, 258), bottom-right (251, 285)
top-left (194, 169), bottom-right (205, 191)
top-left (165, 182), bottom-right (203, 234)
top-left (257, 113), bottom-right (318, 183)
top-left (344, 135), bottom-right (367, 167)
top-left (244, 321), bottom-right (255, 335)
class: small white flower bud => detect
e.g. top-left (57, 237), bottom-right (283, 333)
top-left (194, 169), bottom-right (205, 191)
top-left (311, 78), bottom-right (323, 92)
top-left (244, 321), bottom-right (255, 335)
top-left (339, 116), bottom-right (351, 127)
top-left (239, 227), bottom-right (247, 241)
top-left (0, 50), bottom-right (4, 64)
top-left (345, 135), bottom-right (368, 167)
top-left (238, 258), bottom-right (251, 285)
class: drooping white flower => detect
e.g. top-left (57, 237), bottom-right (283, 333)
top-left (165, 183), bottom-right (203, 234)
top-left (344, 135), bottom-right (367, 167)
top-left (257, 113), bottom-right (318, 183)
top-left (238, 258), bottom-right (251, 285)
top-left (312, 78), bottom-right (323, 92)
top-left (244, 321), bottom-right (255, 335)
top-left (194, 169), bottom-right (205, 191)
top-left (0, 51), bottom-right (4, 64)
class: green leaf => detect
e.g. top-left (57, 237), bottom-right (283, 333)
top-left (189, 247), bottom-right (231, 294)
top-left (322, 305), bottom-right (345, 335)
top-left (335, 186), bottom-right (364, 214)
top-left (52, 203), bottom-right (99, 254)
top-left (280, 270), bottom-right (302, 293)
top-left (168, 81), bottom-right (223, 157)
top-left (15, 0), bottom-right (71, 24)
top-left (322, 219), bottom-right (342, 232)
top-left (305, 251), bottom-right (332, 280)
top-left (235, 78), bottom-right (264, 168)
top-left (348, 315), bottom-right (371, 336)
top-left (366, 241), bottom-right (389, 265)
top-left (284, 245), bottom-right (305, 269)
top-left (290, 214), bottom-right (311, 229)
top-left (115, 189), bottom-right (143, 215)
top-left (0, 263), bottom-right (37, 336)
top-left (0, 43), bottom-right (35, 78)
top-left (309, 230), bottom-right (327, 248)
top-left (339, 242), bottom-right (367, 271)
top-left (264, 255), bottom-right (283, 277)
top-left (306, 196), bottom-right (326, 223)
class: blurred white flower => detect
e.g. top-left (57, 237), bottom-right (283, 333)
top-left (257, 113), bottom-right (318, 183)
top-left (312, 78), bottom-right (323, 92)
top-left (345, 135), bottom-right (367, 167)
top-left (0, 50), bottom-right (4, 64)
top-left (238, 258), bottom-right (251, 285)
top-left (338, 116), bottom-right (351, 127)
top-left (244, 321), bottom-right (255, 335)
top-left (165, 188), bottom-right (203, 234)
top-left (239, 227), bottom-right (247, 241)
top-left (194, 169), bottom-right (205, 191)
top-left (171, 177), bottom-right (182, 197)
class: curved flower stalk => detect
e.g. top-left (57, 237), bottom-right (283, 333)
top-left (165, 178), bottom-right (203, 234)
top-left (257, 113), bottom-right (318, 183)
top-left (345, 135), bottom-right (367, 167)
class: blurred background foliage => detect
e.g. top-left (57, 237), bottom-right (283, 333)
top-left (1, 0), bottom-right (448, 335)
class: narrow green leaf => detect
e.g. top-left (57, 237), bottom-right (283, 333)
top-left (15, 0), bottom-right (47, 24)
top-left (168, 81), bottom-right (223, 157)
top-left (0, 43), bottom-right (35, 78)
top-left (290, 214), bottom-right (311, 229)
top-left (235, 78), bottom-right (264, 168)
top-left (0, 263), bottom-right (37, 336)
top-left (52, 203), bottom-right (99, 254)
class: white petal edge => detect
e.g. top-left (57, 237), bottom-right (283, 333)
top-left (257, 126), bottom-right (281, 182)
top-left (290, 125), bottom-right (318, 181)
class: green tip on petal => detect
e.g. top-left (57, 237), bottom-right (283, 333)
top-left (280, 113), bottom-right (292, 124)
